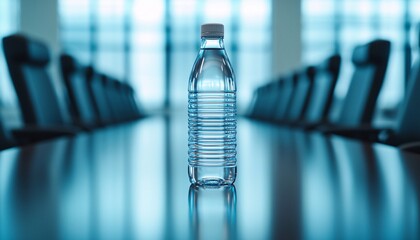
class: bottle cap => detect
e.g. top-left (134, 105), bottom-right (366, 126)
top-left (201, 23), bottom-right (224, 38)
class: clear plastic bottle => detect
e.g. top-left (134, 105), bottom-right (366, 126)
top-left (188, 23), bottom-right (237, 186)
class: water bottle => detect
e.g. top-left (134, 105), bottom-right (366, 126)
top-left (188, 23), bottom-right (237, 186)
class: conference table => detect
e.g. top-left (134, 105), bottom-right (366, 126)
top-left (0, 115), bottom-right (419, 239)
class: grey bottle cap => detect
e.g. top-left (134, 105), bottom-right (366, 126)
top-left (201, 23), bottom-right (224, 37)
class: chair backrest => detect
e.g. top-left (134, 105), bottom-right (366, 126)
top-left (60, 54), bottom-right (98, 127)
top-left (126, 85), bottom-right (143, 119)
top-left (304, 54), bottom-right (341, 124)
top-left (275, 73), bottom-right (298, 121)
top-left (2, 34), bottom-right (66, 126)
top-left (85, 67), bottom-right (114, 125)
top-left (120, 84), bottom-right (142, 120)
top-left (113, 81), bottom-right (128, 121)
top-left (0, 73), bottom-right (13, 149)
top-left (395, 61), bottom-right (420, 144)
top-left (250, 85), bottom-right (269, 119)
top-left (246, 88), bottom-right (260, 117)
top-left (0, 114), bottom-right (14, 150)
top-left (287, 66), bottom-right (316, 122)
top-left (336, 39), bottom-right (391, 127)
top-left (117, 82), bottom-right (141, 121)
top-left (106, 78), bottom-right (126, 123)
top-left (117, 83), bottom-right (132, 121)
top-left (101, 76), bottom-right (120, 123)
top-left (254, 81), bottom-right (278, 120)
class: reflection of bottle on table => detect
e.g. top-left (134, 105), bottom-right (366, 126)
top-left (189, 184), bottom-right (237, 240)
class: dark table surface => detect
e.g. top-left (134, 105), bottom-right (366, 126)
top-left (1, 115), bottom-right (420, 239)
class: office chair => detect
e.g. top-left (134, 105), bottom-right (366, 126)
top-left (300, 54), bottom-right (341, 128)
top-left (116, 82), bottom-right (139, 121)
top-left (286, 66), bottom-right (316, 123)
top-left (252, 81), bottom-right (278, 121)
top-left (106, 78), bottom-right (126, 123)
top-left (390, 60), bottom-right (420, 145)
top-left (330, 60), bottom-right (420, 150)
top-left (112, 80), bottom-right (127, 122)
top-left (86, 68), bottom-right (115, 126)
top-left (248, 85), bottom-right (269, 120)
top-left (320, 39), bottom-right (391, 132)
top-left (60, 54), bottom-right (99, 129)
top-left (0, 75), bottom-right (15, 149)
top-left (119, 83), bottom-right (133, 121)
top-left (124, 84), bottom-right (143, 120)
top-left (100, 76), bottom-right (120, 124)
top-left (2, 34), bottom-right (79, 142)
top-left (245, 87), bottom-right (260, 118)
top-left (274, 72), bottom-right (299, 123)
top-left (263, 80), bottom-right (286, 121)
top-left (0, 119), bottom-right (16, 150)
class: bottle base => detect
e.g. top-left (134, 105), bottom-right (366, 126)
top-left (188, 165), bottom-right (237, 186)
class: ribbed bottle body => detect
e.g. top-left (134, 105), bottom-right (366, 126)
top-left (188, 38), bottom-right (237, 186)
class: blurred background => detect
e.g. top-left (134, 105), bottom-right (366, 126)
top-left (0, 0), bottom-right (419, 126)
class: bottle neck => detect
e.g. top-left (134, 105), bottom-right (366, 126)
top-left (200, 37), bottom-right (224, 49)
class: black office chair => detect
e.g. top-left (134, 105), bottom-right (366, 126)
top-left (253, 82), bottom-right (279, 121)
top-left (101, 76), bottom-right (121, 124)
top-left (0, 78), bottom-right (15, 149)
top-left (106, 78), bottom-right (126, 123)
top-left (0, 119), bottom-right (16, 150)
top-left (248, 85), bottom-right (269, 120)
top-left (245, 87), bottom-right (260, 118)
top-left (286, 66), bottom-right (316, 124)
top-left (124, 84), bottom-right (143, 120)
top-left (86, 68), bottom-right (115, 126)
top-left (117, 82), bottom-right (140, 122)
top-left (263, 80), bottom-right (286, 121)
top-left (320, 39), bottom-right (391, 132)
top-left (388, 61), bottom-right (420, 145)
top-left (2, 34), bottom-right (79, 141)
top-left (60, 54), bottom-right (99, 129)
top-left (274, 72), bottom-right (299, 123)
top-left (300, 55), bottom-right (341, 128)
top-left (112, 81), bottom-right (128, 122)
top-left (330, 60), bottom-right (420, 150)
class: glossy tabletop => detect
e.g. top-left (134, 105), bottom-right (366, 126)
top-left (1, 115), bottom-right (420, 239)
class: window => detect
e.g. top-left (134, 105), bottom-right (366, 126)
top-left (302, 0), bottom-right (419, 110)
top-left (0, 0), bottom-right (18, 107)
top-left (60, 0), bottom-right (271, 112)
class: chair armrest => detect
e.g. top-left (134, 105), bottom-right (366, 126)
top-left (289, 121), bottom-right (322, 130)
top-left (0, 139), bottom-right (16, 150)
top-left (12, 125), bottom-right (80, 144)
top-left (318, 125), bottom-right (392, 142)
top-left (399, 142), bottom-right (420, 154)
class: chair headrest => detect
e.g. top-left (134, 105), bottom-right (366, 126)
top-left (113, 80), bottom-right (123, 88)
top-left (291, 71), bottom-right (299, 84)
top-left (60, 54), bottom-right (79, 74)
top-left (351, 39), bottom-right (391, 66)
top-left (319, 54), bottom-right (341, 72)
top-left (99, 74), bottom-right (109, 84)
top-left (304, 66), bottom-right (316, 79)
top-left (2, 34), bottom-right (50, 66)
top-left (85, 66), bottom-right (97, 81)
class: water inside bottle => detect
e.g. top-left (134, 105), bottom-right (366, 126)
top-left (188, 92), bottom-right (237, 185)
